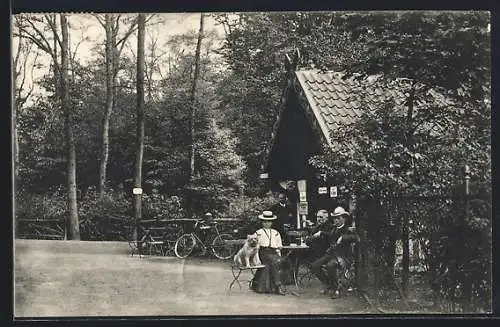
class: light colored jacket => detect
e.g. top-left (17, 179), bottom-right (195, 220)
top-left (253, 228), bottom-right (283, 249)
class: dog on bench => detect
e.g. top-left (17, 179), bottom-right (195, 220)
top-left (234, 234), bottom-right (261, 268)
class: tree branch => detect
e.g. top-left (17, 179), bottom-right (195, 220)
top-left (26, 51), bottom-right (39, 96)
top-left (116, 14), bottom-right (156, 55)
top-left (94, 14), bottom-right (106, 28)
top-left (17, 42), bottom-right (34, 94)
top-left (16, 48), bottom-right (38, 109)
top-left (71, 31), bottom-right (86, 67)
top-left (14, 28), bottom-right (50, 55)
top-left (13, 32), bottom-right (23, 77)
top-left (44, 14), bottom-right (62, 49)
top-left (116, 17), bottom-right (139, 48)
top-left (114, 14), bottom-right (121, 33)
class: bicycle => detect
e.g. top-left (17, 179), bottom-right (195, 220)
top-left (174, 219), bottom-right (238, 259)
top-left (128, 226), bottom-right (165, 257)
top-left (128, 223), bottom-right (184, 257)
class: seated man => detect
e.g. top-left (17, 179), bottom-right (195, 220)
top-left (309, 206), bottom-right (359, 299)
top-left (305, 209), bottom-right (333, 260)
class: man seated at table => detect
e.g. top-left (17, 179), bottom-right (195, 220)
top-left (304, 209), bottom-right (334, 260)
top-left (309, 206), bottom-right (359, 299)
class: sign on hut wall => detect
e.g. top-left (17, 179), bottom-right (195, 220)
top-left (298, 201), bottom-right (308, 215)
top-left (318, 186), bottom-right (328, 194)
top-left (297, 179), bottom-right (307, 202)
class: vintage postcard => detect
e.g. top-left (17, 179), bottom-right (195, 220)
top-left (12, 11), bottom-right (492, 318)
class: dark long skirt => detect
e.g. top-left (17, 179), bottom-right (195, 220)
top-left (250, 247), bottom-right (283, 293)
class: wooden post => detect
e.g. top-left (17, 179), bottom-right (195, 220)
top-left (349, 193), bottom-right (361, 289)
top-left (463, 164), bottom-right (471, 312)
top-left (401, 202), bottom-right (410, 298)
top-left (464, 164), bottom-right (470, 217)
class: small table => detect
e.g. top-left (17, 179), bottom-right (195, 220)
top-left (281, 245), bottom-right (310, 289)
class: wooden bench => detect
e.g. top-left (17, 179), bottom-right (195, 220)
top-left (128, 239), bottom-right (165, 258)
top-left (17, 233), bottom-right (65, 240)
top-left (127, 226), bottom-right (168, 257)
top-left (227, 264), bottom-right (266, 293)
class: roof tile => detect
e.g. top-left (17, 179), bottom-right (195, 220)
top-left (294, 69), bottom-right (449, 143)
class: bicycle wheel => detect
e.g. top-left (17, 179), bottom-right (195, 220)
top-left (174, 233), bottom-right (196, 259)
top-left (212, 233), bottom-right (237, 259)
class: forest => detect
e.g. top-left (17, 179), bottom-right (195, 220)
top-left (13, 12), bottom-right (491, 312)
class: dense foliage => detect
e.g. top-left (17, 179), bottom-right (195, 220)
top-left (307, 11), bottom-right (491, 311)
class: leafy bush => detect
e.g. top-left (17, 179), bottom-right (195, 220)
top-left (225, 192), bottom-right (276, 236)
top-left (15, 186), bottom-right (67, 221)
top-left (142, 192), bottom-right (186, 220)
top-left (78, 186), bottom-right (131, 220)
top-left (78, 186), bottom-right (132, 240)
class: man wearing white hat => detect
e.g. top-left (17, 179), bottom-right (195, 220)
top-left (249, 210), bottom-right (287, 295)
top-left (309, 206), bottom-right (359, 299)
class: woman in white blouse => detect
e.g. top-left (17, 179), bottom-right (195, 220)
top-left (250, 210), bottom-right (287, 295)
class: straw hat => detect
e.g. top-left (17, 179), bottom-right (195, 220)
top-left (331, 206), bottom-right (350, 217)
top-left (258, 210), bottom-right (277, 220)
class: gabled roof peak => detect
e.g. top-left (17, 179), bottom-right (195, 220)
top-left (296, 68), bottom-right (386, 84)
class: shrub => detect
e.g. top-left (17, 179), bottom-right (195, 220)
top-left (78, 186), bottom-right (132, 240)
top-left (142, 191), bottom-right (186, 220)
top-left (224, 192), bottom-right (276, 236)
top-left (15, 186), bottom-right (67, 221)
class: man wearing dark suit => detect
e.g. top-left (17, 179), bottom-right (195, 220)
top-left (305, 209), bottom-right (334, 260)
top-left (271, 193), bottom-right (294, 242)
top-left (270, 193), bottom-right (295, 285)
top-left (309, 206), bottom-right (359, 299)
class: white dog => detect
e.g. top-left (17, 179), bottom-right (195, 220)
top-left (234, 234), bottom-right (261, 267)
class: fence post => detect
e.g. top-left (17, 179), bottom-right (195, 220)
top-left (401, 200), bottom-right (410, 298)
top-left (464, 164), bottom-right (470, 219)
top-left (463, 164), bottom-right (471, 311)
top-left (64, 220), bottom-right (68, 240)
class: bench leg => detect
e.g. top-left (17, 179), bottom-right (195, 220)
top-left (128, 241), bottom-right (142, 258)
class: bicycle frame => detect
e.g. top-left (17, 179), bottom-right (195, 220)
top-left (189, 223), bottom-right (223, 252)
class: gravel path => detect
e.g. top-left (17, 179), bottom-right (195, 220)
top-left (14, 239), bottom-right (371, 317)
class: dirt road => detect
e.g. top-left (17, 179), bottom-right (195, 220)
top-left (14, 239), bottom-right (371, 317)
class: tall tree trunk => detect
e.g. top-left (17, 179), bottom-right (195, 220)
top-left (61, 14), bottom-right (80, 240)
top-left (133, 13), bottom-right (146, 241)
top-left (189, 13), bottom-right (204, 181)
top-left (98, 14), bottom-right (115, 197)
top-left (401, 85), bottom-right (416, 297)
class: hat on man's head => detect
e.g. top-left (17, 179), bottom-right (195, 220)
top-left (258, 210), bottom-right (277, 220)
top-left (331, 206), bottom-right (350, 217)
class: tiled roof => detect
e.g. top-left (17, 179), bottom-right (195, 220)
top-left (294, 69), bottom-right (448, 146)
top-left (260, 69), bottom-right (451, 173)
